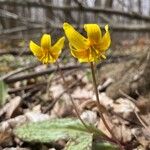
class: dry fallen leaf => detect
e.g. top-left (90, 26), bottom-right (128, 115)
top-left (72, 87), bottom-right (93, 100)
top-left (6, 96), bottom-right (21, 119)
top-left (98, 78), bottom-right (114, 92)
top-left (25, 111), bottom-right (50, 122)
top-left (113, 124), bottom-right (132, 143)
top-left (113, 98), bottom-right (138, 119)
top-left (0, 131), bottom-right (12, 147)
top-left (93, 92), bottom-right (113, 109)
top-left (0, 111), bottom-right (50, 133)
top-left (50, 83), bottom-right (64, 99)
top-left (81, 110), bottom-right (97, 125)
top-left (0, 96), bottom-right (21, 119)
top-left (132, 127), bottom-right (150, 149)
top-left (0, 115), bottom-right (27, 132)
top-left (50, 99), bottom-right (73, 118)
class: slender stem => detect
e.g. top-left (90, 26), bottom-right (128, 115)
top-left (90, 62), bottom-right (123, 150)
top-left (56, 61), bottom-right (92, 133)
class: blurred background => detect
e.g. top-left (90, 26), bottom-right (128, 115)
top-left (0, 0), bottom-right (150, 110)
top-left (0, 0), bottom-right (150, 44)
top-left (0, 0), bottom-right (150, 149)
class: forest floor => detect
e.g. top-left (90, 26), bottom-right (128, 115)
top-left (0, 37), bottom-right (150, 150)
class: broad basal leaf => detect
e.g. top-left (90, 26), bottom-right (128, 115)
top-left (14, 118), bottom-right (107, 150)
top-left (14, 118), bottom-right (94, 142)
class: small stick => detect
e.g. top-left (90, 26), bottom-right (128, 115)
top-left (134, 111), bottom-right (148, 128)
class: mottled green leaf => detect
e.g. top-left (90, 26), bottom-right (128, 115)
top-left (14, 118), bottom-right (95, 142)
top-left (14, 118), bottom-right (109, 150)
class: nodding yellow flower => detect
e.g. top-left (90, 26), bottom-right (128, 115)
top-left (63, 23), bottom-right (111, 62)
top-left (29, 34), bottom-right (65, 64)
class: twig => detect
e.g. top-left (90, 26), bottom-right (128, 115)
top-left (1, 63), bottom-right (39, 81)
top-left (8, 69), bottom-right (77, 94)
top-left (119, 90), bottom-right (137, 105)
top-left (134, 111), bottom-right (148, 128)
top-left (0, 49), bottom-right (31, 56)
top-left (4, 64), bottom-right (85, 84)
top-left (8, 82), bottom-right (47, 94)
top-left (4, 54), bottom-right (134, 84)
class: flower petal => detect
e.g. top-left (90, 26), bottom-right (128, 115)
top-left (70, 44), bottom-right (95, 62)
top-left (69, 44), bottom-right (88, 61)
top-left (41, 34), bottom-right (51, 49)
top-left (51, 36), bottom-right (65, 60)
top-left (29, 41), bottom-right (43, 59)
top-left (40, 55), bottom-right (56, 64)
top-left (84, 24), bottom-right (102, 45)
top-left (71, 49), bottom-right (89, 60)
top-left (98, 25), bottom-right (111, 51)
top-left (71, 50), bottom-right (90, 63)
top-left (63, 23), bottom-right (89, 50)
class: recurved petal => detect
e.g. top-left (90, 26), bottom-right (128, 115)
top-left (70, 44), bottom-right (94, 62)
top-left (71, 50), bottom-right (90, 63)
top-left (63, 23), bottom-right (89, 50)
top-left (84, 24), bottom-right (102, 45)
top-left (41, 34), bottom-right (51, 49)
top-left (51, 36), bottom-right (65, 58)
top-left (98, 25), bottom-right (111, 51)
top-left (29, 41), bottom-right (43, 58)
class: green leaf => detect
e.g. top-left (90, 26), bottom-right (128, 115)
top-left (93, 142), bottom-right (119, 150)
top-left (14, 118), bottom-right (94, 143)
top-left (0, 80), bottom-right (8, 106)
top-left (65, 134), bottom-right (92, 150)
top-left (14, 118), bottom-right (108, 150)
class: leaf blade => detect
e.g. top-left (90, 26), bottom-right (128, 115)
top-left (14, 118), bottom-right (92, 143)
top-left (65, 134), bottom-right (92, 150)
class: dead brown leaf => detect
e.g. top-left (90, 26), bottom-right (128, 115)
top-left (113, 124), bottom-right (132, 143)
top-left (0, 96), bottom-right (21, 119)
top-left (6, 96), bottom-right (21, 119)
top-left (0, 131), bottom-right (12, 147)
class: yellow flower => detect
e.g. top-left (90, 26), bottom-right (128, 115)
top-left (29, 34), bottom-right (65, 64)
top-left (63, 23), bottom-right (111, 62)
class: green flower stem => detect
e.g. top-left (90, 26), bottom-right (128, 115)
top-left (90, 62), bottom-right (123, 150)
top-left (56, 61), bottom-right (93, 133)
